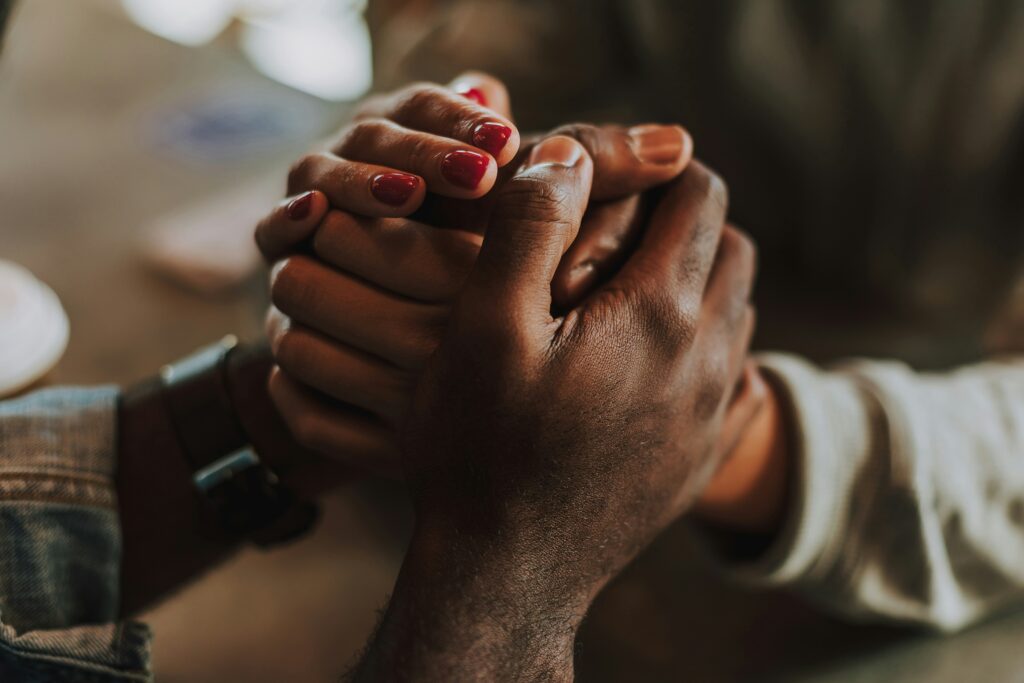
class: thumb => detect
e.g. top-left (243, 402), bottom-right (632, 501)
top-left (464, 136), bottom-right (593, 329)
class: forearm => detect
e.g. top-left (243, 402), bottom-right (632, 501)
top-left (351, 523), bottom-right (586, 682)
top-left (116, 376), bottom-right (238, 616)
top-left (117, 344), bottom-right (346, 616)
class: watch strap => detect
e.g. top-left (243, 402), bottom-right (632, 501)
top-left (159, 336), bottom-right (319, 547)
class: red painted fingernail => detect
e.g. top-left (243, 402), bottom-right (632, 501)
top-left (473, 122), bottom-right (512, 157)
top-left (371, 172), bottom-right (420, 206)
top-left (286, 191), bottom-right (314, 220)
top-left (457, 86), bottom-right (487, 106)
top-left (441, 150), bottom-right (490, 190)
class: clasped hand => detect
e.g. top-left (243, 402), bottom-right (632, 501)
top-left (253, 72), bottom-right (762, 674)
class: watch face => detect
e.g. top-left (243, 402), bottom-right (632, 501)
top-left (0, 260), bottom-right (69, 397)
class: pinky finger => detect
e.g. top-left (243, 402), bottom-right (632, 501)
top-left (269, 367), bottom-right (402, 479)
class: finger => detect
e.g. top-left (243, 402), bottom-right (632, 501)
top-left (549, 123), bottom-right (692, 200)
top-left (352, 81), bottom-right (520, 166)
top-left (267, 308), bottom-right (413, 425)
top-left (703, 226), bottom-right (758, 321)
top-left (464, 136), bottom-right (593, 331)
top-left (254, 191), bottom-right (329, 262)
top-left (551, 195), bottom-right (646, 311)
top-left (701, 227), bottom-right (758, 397)
top-left (335, 120), bottom-right (500, 198)
top-left (431, 123), bottom-right (689, 236)
top-left (449, 71), bottom-right (513, 120)
top-left (312, 211), bottom-right (481, 303)
top-left (288, 153), bottom-right (425, 217)
top-left (608, 161), bottom-right (728, 301)
top-left (269, 367), bottom-right (400, 479)
top-left (270, 255), bottom-right (445, 370)
top-left (712, 303), bottom-right (757, 411)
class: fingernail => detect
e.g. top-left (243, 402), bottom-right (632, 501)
top-left (441, 150), bottom-right (490, 190)
top-left (371, 172), bottom-right (420, 206)
top-left (286, 191), bottom-right (314, 220)
top-left (627, 125), bottom-right (687, 165)
top-left (456, 86), bottom-right (487, 107)
top-left (473, 122), bottom-right (512, 157)
top-left (527, 136), bottom-right (583, 168)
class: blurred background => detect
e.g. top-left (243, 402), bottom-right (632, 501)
top-left (0, 1), bottom-right (411, 681)
top-left (4, 1), bottom-right (1024, 682)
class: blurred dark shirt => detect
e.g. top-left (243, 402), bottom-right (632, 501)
top-left (369, 0), bottom-right (1024, 367)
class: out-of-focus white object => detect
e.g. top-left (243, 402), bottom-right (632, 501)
top-left (121, 0), bottom-right (235, 46)
top-left (0, 261), bottom-right (70, 397)
top-left (120, 0), bottom-right (373, 102)
top-left (239, 1), bottom-right (373, 101)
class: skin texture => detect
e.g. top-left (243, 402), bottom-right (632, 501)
top-left (351, 138), bottom-right (757, 681)
top-left (255, 72), bottom-right (701, 473)
top-left (256, 72), bottom-right (785, 533)
top-left (116, 345), bottom-right (353, 616)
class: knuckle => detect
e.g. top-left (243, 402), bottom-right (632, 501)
top-left (335, 120), bottom-right (382, 156)
top-left (392, 83), bottom-right (445, 123)
top-left (586, 286), bottom-right (696, 359)
top-left (641, 291), bottom-right (699, 351)
top-left (720, 227), bottom-right (759, 295)
top-left (551, 123), bottom-right (603, 158)
top-left (309, 220), bottom-right (334, 257)
top-left (273, 328), bottom-right (307, 373)
top-left (264, 307), bottom-right (288, 349)
top-left (622, 290), bottom-right (696, 352)
top-left (685, 162), bottom-right (729, 213)
top-left (269, 256), bottom-right (314, 313)
top-left (500, 175), bottom-right (575, 223)
top-left (675, 295), bottom-right (702, 337)
top-left (405, 133), bottom-right (440, 171)
top-left (287, 154), bottom-right (321, 192)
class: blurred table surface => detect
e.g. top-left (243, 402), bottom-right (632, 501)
top-left (3, 2), bottom-right (1024, 682)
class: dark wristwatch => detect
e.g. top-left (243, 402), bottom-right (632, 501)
top-left (160, 336), bottom-right (319, 547)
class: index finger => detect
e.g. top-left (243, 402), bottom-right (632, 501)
top-left (548, 123), bottom-right (693, 201)
top-left (606, 161), bottom-right (728, 300)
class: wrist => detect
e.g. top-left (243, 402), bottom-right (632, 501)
top-left (694, 368), bottom-right (791, 534)
top-left (356, 521), bottom-right (584, 681)
top-left (411, 517), bottom-right (596, 625)
top-left (117, 378), bottom-right (237, 613)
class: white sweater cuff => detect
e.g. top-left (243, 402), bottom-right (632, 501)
top-left (723, 352), bottom-right (875, 586)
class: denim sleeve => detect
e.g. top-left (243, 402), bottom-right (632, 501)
top-left (0, 387), bottom-right (152, 682)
